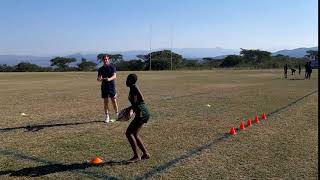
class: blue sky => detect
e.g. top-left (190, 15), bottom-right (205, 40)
top-left (0, 0), bottom-right (318, 55)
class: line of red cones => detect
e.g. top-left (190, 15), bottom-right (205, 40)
top-left (229, 112), bottom-right (267, 135)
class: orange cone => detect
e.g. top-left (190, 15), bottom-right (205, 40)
top-left (240, 122), bottom-right (245, 130)
top-left (229, 127), bottom-right (236, 135)
top-left (90, 157), bottom-right (103, 165)
top-left (254, 115), bottom-right (259, 123)
top-left (246, 118), bottom-right (252, 127)
top-left (262, 113), bottom-right (267, 120)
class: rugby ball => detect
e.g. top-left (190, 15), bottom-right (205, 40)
top-left (117, 107), bottom-right (134, 121)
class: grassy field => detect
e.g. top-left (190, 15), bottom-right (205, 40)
top-left (0, 69), bottom-right (318, 179)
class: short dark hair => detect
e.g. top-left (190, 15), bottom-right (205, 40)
top-left (103, 54), bottom-right (109, 59)
top-left (127, 74), bottom-right (137, 84)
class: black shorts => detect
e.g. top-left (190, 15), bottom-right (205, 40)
top-left (101, 86), bottom-right (116, 98)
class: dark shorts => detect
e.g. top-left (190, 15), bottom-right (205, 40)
top-left (132, 103), bottom-right (150, 124)
top-left (101, 85), bottom-right (116, 98)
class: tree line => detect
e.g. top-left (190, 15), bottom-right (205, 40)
top-left (0, 49), bottom-right (314, 72)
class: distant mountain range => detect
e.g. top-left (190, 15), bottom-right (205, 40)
top-left (0, 55), bottom-right (53, 67)
top-left (272, 47), bottom-right (318, 57)
top-left (0, 47), bottom-right (317, 66)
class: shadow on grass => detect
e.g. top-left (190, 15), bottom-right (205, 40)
top-left (136, 90), bottom-right (318, 179)
top-left (0, 120), bottom-right (103, 133)
top-left (0, 160), bottom-right (128, 177)
top-left (287, 78), bottom-right (306, 80)
top-left (0, 149), bottom-right (122, 179)
top-left (135, 133), bottom-right (231, 180)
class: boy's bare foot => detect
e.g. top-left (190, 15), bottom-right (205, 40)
top-left (127, 156), bottom-right (141, 163)
top-left (141, 153), bottom-right (151, 160)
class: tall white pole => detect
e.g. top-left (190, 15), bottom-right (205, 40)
top-left (170, 25), bottom-right (173, 71)
top-left (149, 24), bottom-right (152, 71)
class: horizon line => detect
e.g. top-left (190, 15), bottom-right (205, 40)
top-left (0, 46), bottom-right (318, 57)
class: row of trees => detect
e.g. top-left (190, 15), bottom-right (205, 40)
top-left (0, 58), bottom-right (97, 72)
top-left (0, 49), bottom-right (313, 72)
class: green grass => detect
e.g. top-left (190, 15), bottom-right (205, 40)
top-left (0, 69), bottom-right (318, 179)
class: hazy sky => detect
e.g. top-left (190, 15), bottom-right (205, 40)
top-left (0, 0), bottom-right (318, 56)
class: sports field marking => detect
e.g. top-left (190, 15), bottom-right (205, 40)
top-left (135, 89), bottom-right (318, 180)
top-left (1, 90), bottom-right (317, 179)
top-left (1, 80), bottom-right (317, 179)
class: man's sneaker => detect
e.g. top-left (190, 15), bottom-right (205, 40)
top-left (104, 114), bottom-right (110, 123)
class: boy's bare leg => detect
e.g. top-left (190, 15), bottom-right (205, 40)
top-left (133, 124), bottom-right (150, 159)
top-left (126, 124), bottom-right (141, 162)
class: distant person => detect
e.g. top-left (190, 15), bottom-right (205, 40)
top-left (125, 74), bottom-right (151, 163)
top-left (298, 64), bottom-right (301, 75)
top-left (306, 61), bottom-right (312, 79)
top-left (284, 64), bottom-right (288, 78)
top-left (304, 62), bottom-right (308, 79)
top-left (97, 55), bottom-right (119, 124)
top-left (290, 68), bottom-right (296, 75)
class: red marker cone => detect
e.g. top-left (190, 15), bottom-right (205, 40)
top-left (246, 118), bottom-right (252, 127)
top-left (240, 122), bottom-right (245, 130)
top-left (229, 127), bottom-right (236, 135)
top-left (262, 113), bottom-right (267, 120)
top-left (90, 157), bottom-right (103, 165)
top-left (254, 115), bottom-right (259, 123)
